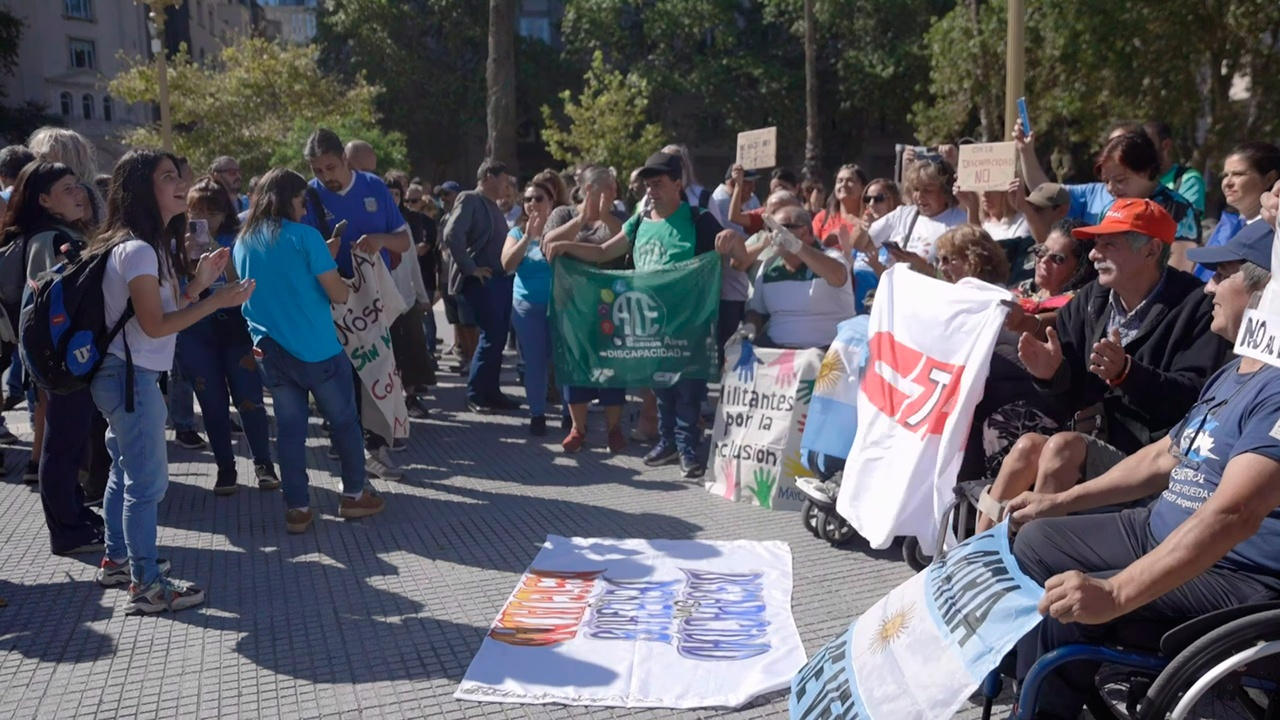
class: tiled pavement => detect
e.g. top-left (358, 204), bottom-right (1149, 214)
top-left (0, 323), bottom-right (1012, 719)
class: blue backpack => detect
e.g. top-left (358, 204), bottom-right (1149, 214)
top-left (20, 244), bottom-right (138, 410)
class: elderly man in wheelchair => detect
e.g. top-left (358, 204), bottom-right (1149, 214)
top-left (996, 221), bottom-right (1280, 719)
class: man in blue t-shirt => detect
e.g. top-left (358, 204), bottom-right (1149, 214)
top-left (299, 128), bottom-right (412, 480)
top-left (993, 220), bottom-right (1280, 719)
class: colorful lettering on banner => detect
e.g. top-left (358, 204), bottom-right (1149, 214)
top-left (331, 250), bottom-right (408, 440)
top-left (862, 332), bottom-right (964, 437)
top-left (789, 525), bottom-right (1043, 720)
top-left (457, 537), bottom-right (808, 709)
top-left (708, 343), bottom-right (824, 511)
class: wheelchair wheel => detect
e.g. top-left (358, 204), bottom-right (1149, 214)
top-left (902, 536), bottom-right (930, 572)
top-left (1141, 609), bottom-right (1280, 719)
top-left (815, 509), bottom-right (857, 546)
top-left (801, 499), bottom-right (820, 537)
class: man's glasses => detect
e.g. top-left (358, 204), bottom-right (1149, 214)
top-left (863, 194), bottom-right (888, 204)
top-left (523, 194), bottom-right (546, 204)
top-left (1031, 245), bottom-right (1068, 265)
top-left (780, 222), bottom-right (807, 230)
top-left (406, 198), bottom-right (426, 206)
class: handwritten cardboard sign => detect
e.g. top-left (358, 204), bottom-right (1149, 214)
top-left (956, 142), bottom-right (1018, 192)
top-left (736, 127), bottom-right (778, 171)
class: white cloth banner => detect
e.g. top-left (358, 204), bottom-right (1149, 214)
top-left (332, 250), bottom-right (408, 442)
top-left (455, 536), bottom-right (808, 709)
top-left (837, 266), bottom-right (1008, 550)
top-left (790, 524), bottom-right (1044, 719)
top-left (708, 343), bottom-right (825, 511)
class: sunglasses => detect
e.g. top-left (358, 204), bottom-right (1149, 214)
top-left (523, 194), bottom-right (546, 204)
top-left (780, 222), bottom-right (807, 230)
top-left (406, 198), bottom-right (426, 205)
top-left (1032, 245), bottom-right (1068, 265)
top-left (863, 194), bottom-right (888, 204)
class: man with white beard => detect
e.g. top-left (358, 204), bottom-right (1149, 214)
top-left (975, 198), bottom-right (1231, 530)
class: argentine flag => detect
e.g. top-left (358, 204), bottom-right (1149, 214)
top-left (800, 315), bottom-right (871, 468)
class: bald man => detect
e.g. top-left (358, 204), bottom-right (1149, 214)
top-left (345, 140), bottom-right (377, 173)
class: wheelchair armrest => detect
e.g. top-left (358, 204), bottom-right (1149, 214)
top-left (1160, 600), bottom-right (1280, 658)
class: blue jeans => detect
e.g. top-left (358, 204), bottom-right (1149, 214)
top-left (91, 355), bottom-right (169, 586)
top-left (253, 337), bottom-right (365, 510)
top-left (175, 319), bottom-right (272, 472)
top-left (460, 273), bottom-right (514, 406)
top-left (168, 360), bottom-right (197, 432)
top-left (511, 297), bottom-right (551, 418)
top-left (655, 378), bottom-right (707, 457)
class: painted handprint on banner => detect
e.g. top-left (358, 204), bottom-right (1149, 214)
top-left (769, 349), bottom-right (798, 388)
top-left (749, 468), bottom-right (778, 509)
top-left (734, 340), bottom-right (763, 383)
top-left (720, 459), bottom-right (737, 500)
top-left (796, 379), bottom-right (816, 404)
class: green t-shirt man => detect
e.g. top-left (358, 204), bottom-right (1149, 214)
top-left (623, 202), bottom-right (722, 271)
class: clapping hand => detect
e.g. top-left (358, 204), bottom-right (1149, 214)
top-left (211, 279), bottom-right (255, 308)
top-left (193, 247), bottom-right (230, 291)
top-left (1089, 328), bottom-right (1128, 382)
top-left (526, 207), bottom-right (548, 241)
top-left (1018, 325), bottom-right (1064, 380)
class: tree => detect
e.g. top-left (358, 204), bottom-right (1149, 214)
top-left (0, 8), bottom-right (61, 144)
top-left (486, 0), bottom-right (518, 170)
top-left (540, 51), bottom-right (666, 174)
top-left (802, 0), bottom-right (820, 176)
top-left (108, 37), bottom-right (403, 177)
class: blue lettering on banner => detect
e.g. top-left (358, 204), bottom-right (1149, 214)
top-left (775, 486), bottom-right (808, 504)
top-left (789, 627), bottom-right (862, 719)
top-left (582, 569), bottom-right (772, 661)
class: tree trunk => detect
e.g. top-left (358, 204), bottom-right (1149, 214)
top-left (803, 0), bottom-right (820, 177)
top-left (486, 0), bottom-right (518, 173)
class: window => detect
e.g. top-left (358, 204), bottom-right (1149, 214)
top-left (64, 0), bottom-right (92, 20)
top-left (102, 95), bottom-right (113, 122)
top-left (69, 39), bottom-right (96, 70)
top-left (81, 93), bottom-right (94, 120)
top-left (59, 92), bottom-right (72, 116)
top-left (518, 17), bottom-right (551, 44)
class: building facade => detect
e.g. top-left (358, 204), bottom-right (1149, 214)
top-left (258, 0), bottom-right (316, 45)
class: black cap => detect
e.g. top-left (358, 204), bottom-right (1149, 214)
top-left (1187, 221), bottom-right (1276, 272)
top-left (725, 164), bottom-right (759, 182)
top-left (637, 152), bottom-right (683, 180)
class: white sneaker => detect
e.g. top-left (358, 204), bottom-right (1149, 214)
top-left (365, 446), bottom-right (404, 481)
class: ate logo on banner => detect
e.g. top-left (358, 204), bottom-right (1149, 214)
top-left (862, 332), bottom-right (964, 436)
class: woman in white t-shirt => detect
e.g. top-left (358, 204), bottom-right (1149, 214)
top-left (854, 159), bottom-right (968, 277)
top-left (955, 180), bottom-right (1030, 240)
top-left (88, 149), bottom-right (254, 615)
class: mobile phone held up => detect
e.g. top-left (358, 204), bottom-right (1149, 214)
top-left (188, 219), bottom-right (212, 258)
top-left (1017, 97), bottom-right (1032, 136)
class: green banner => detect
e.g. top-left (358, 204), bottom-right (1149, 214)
top-left (551, 254), bottom-right (722, 388)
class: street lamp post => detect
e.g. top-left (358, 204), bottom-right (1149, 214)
top-left (1003, 0), bottom-right (1026, 138)
top-left (136, 0), bottom-right (184, 151)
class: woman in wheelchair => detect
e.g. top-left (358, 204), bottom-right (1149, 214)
top-left (994, 222), bottom-right (1280, 719)
top-left (734, 204), bottom-right (856, 349)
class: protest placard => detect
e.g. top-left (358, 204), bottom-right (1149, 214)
top-left (736, 127), bottom-right (778, 170)
top-left (956, 142), bottom-right (1018, 192)
top-left (332, 250), bottom-right (409, 441)
top-left (707, 343), bottom-right (824, 511)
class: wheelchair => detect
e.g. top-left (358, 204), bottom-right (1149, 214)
top-left (977, 601), bottom-right (1280, 719)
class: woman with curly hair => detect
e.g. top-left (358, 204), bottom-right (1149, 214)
top-left (933, 225), bottom-right (1010, 285)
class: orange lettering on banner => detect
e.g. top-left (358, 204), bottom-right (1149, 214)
top-left (489, 569), bottom-right (604, 647)
top-left (862, 332), bottom-right (965, 436)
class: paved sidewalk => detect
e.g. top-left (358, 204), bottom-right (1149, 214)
top-left (0, 346), bottom-right (1010, 718)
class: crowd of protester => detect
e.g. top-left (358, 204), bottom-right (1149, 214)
top-left (4, 119), bottom-right (1280, 719)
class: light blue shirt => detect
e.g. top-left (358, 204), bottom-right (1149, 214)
top-left (511, 227), bottom-right (551, 305)
top-left (233, 219), bottom-right (342, 362)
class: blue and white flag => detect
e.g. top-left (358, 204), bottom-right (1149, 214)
top-left (789, 524), bottom-right (1044, 720)
top-left (800, 315), bottom-right (870, 465)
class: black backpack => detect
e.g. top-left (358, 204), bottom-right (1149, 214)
top-left (20, 244), bottom-right (138, 410)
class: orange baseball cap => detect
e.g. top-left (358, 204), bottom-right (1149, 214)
top-left (1070, 198), bottom-right (1177, 244)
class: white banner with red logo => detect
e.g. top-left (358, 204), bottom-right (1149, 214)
top-left (707, 344), bottom-right (826, 511)
top-left (332, 250), bottom-right (409, 441)
top-left (836, 266), bottom-right (1008, 550)
top-left (454, 536), bottom-right (808, 709)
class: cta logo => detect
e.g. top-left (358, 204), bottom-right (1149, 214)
top-left (862, 332), bottom-right (965, 436)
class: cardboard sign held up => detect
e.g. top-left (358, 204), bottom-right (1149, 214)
top-left (736, 127), bottom-right (778, 171)
top-left (957, 142), bottom-right (1018, 192)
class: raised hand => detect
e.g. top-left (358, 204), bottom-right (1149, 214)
top-left (193, 246), bottom-right (230, 290)
top-left (1089, 328), bottom-right (1128, 382)
top-left (211, 278), bottom-right (255, 308)
top-left (1018, 325), bottom-right (1063, 380)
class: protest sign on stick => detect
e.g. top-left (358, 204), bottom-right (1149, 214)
top-left (736, 127), bottom-right (778, 171)
top-left (332, 250), bottom-right (409, 441)
top-left (956, 142), bottom-right (1018, 192)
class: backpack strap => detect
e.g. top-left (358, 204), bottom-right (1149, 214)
top-left (697, 187), bottom-right (712, 210)
top-left (305, 186), bottom-right (331, 238)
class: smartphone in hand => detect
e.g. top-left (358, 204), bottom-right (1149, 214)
top-left (1017, 97), bottom-right (1032, 136)
top-left (330, 219), bottom-right (349, 241)
top-left (188, 219), bottom-right (212, 258)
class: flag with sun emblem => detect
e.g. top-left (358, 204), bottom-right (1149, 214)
top-left (799, 316), bottom-right (871, 465)
top-left (790, 523), bottom-right (1043, 719)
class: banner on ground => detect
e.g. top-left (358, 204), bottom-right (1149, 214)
top-left (332, 250), bottom-right (408, 441)
top-left (551, 255), bottom-right (721, 389)
top-left (837, 267), bottom-right (1008, 550)
top-left (456, 536), bottom-right (807, 709)
top-left (707, 342), bottom-right (824, 511)
top-left (790, 524), bottom-right (1044, 720)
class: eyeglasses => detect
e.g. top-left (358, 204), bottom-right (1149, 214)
top-left (523, 194), bottom-right (546, 204)
top-left (936, 255), bottom-right (961, 265)
top-left (863, 194), bottom-right (888, 204)
top-left (1032, 245), bottom-right (1068, 265)
top-left (406, 198), bottom-right (426, 206)
top-left (780, 222), bottom-right (807, 230)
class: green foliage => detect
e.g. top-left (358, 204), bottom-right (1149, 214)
top-left (539, 51), bottom-right (666, 173)
top-left (108, 37), bottom-right (401, 178)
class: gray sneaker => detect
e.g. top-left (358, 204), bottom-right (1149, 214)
top-left (125, 577), bottom-right (204, 614)
top-left (96, 557), bottom-right (172, 587)
top-left (365, 446), bottom-right (404, 481)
